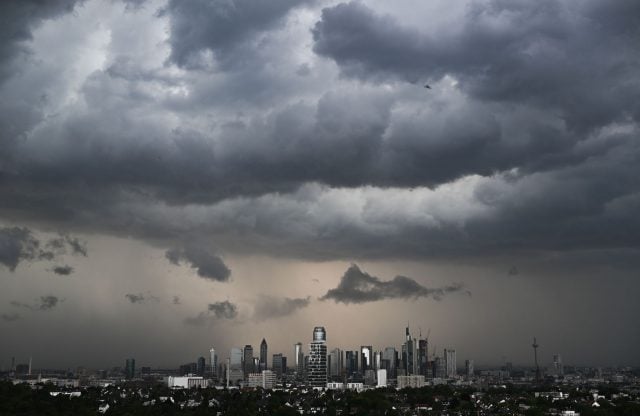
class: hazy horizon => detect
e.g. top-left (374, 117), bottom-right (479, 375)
top-left (1, 0), bottom-right (639, 371)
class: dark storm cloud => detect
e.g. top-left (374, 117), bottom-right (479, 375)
top-left (0, 0), bottom-right (637, 265)
top-left (312, 1), bottom-right (640, 132)
top-left (253, 296), bottom-right (311, 321)
top-left (320, 264), bottom-right (465, 304)
top-left (184, 300), bottom-right (239, 326)
top-left (124, 293), bottom-right (145, 304)
top-left (165, 246), bottom-right (231, 282)
top-left (52, 265), bottom-right (74, 275)
top-left (39, 295), bottom-right (60, 310)
top-left (164, 0), bottom-right (312, 69)
top-left (62, 236), bottom-right (88, 257)
top-left (46, 235), bottom-right (87, 257)
top-left (0, 227), bottom-right (87, 271)
top-left (11, 295), bottom-right (62, 311)
top-left (208, 301), bottom-right (238, 319)
top-left (0, 227), bottom-right (40, 271)
top-left (0, 0), bottom-right (80, 81)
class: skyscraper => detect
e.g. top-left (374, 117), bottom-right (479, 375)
top-left (345, 351), bottom-right (359, 378)
top-left (444, 349), bottom-right (457, 378)
top-left (260, 338), bottom-right (268, 371)
top-left (373, 351), bottom-right (382, 371)
top-left (329, 348), bottom-right (343, 380)
top-left (308, 326), bottom-right (327, 388)
top-left (209, 348), bottom-right (217, 378)
top-left (402, 326), bottom-right (416, 375)
top-left (197, 356), bottom-right (206, 376)
top-left (465, 359), bottom-right (474, 379)
top-left (243, 345), bottom-right (254, 377)
top-left (418, 339), bottom-right (428, 376)
top-left (383, 347), bottom-right (397, 379)
top-left (553, 354), bottom-right (564, 376)
top-left (229, 347), bottom-right (244, 385)
top-left (125, 358), bottom-right (135, 379)
top-left (360, 345), bottom-right (372, 373)
top-left (294, 342), bottom-right (304, 379)
top-left (272, 353), bottom-right (285, 378)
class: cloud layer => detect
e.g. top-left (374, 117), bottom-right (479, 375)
top-left (321, 264), bottom-right (465, 304)
top-left (166, 246), bottom-right (231, 282)
top-left (0, 0), bottom-right (636, 265)
top-left (11, 295), bottom-right (62, 311)
top-left (0, 227), bottom-right (86, 271)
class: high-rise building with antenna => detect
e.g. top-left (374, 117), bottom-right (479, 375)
top-left (532, 337), bottom-right (540, 382)
top-left (402, 326), bottom-right (416, 375)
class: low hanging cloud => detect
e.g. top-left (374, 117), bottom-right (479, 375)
top-left (39, 295), bottom-right (60, 310)
top-left (0, 227), bottom-right (44, 271)
top-left (124, 292), bottom-right (161, 304)
top-left (320, 264), bottom-right (466, 304)
top-left (52, 265), bottom-right (74, 275)
top-left (208, 300), bottom-right (238, 319)
top-left (253, 295), bottom-right (311, 321)
top-left (124, 293), bottom-right (146, 304)
top-left (50, 235), bottom-right (88, 257)
top-left (0, 227), bottom-right (87, 272)
top-left (165, 245), bottom-right (231, 282)
top-left (11, 295), bottom-right (63, 311)
top-left (1, 313), bottom-right (20, 322)
top-left (184, 300), bottom-right (239, 326)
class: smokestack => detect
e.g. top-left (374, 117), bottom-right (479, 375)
top-left (28, 357), bottom-right (32, 376)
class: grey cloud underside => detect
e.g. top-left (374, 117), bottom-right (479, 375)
top-left (11, 295), bottom-right (62, 311)
top-left (165, 246), bottom-right (230, 282)
top-left (208, 301), bottom-right (238, 319)
top-left (0, 1), bottom-right (638, 262)
top-left (253, 296), bottom-right (311, 321)
top-left (184, 300), bottom-right (238, 326)
top-left (0, 227), bottom-right (87, 271)
top-left (52, 265), bottom-right (74, 275)
top-left (124, 293), bottom-right (145, 304)
top-left (164, 0), bottom-right (313, 69)
top-left (320, 264), bottom-right (466, 304)
top-left (313, 1), bottom-right (640, 131)
top-left (0, 0), bottom-right (81, 81)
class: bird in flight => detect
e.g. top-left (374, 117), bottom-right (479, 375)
top-left (424, 84), bottom-right (432, 89)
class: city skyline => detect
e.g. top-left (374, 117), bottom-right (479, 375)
top-left (1, 0), bottom-right (640, 371)
top-left (0, 323), bottom-right (601, 373)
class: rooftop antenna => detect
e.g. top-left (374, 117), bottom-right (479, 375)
top-left (532, 337), bottom-right (540, 382)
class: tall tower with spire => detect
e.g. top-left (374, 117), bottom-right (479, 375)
top-left (260, 338), bottom-right (268, 371)
top-left (532, 337), bottom-right (540, 382)
top-left (402, 325), bottom-right (416, 375)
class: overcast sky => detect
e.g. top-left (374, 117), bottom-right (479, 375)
top-left (1, 0), bottom-right (639, 370)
